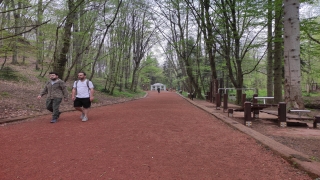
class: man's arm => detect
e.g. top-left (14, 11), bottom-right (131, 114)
top-left (37, 83), bottom-right (48, 99)
top-left (89, 88), bottom-right (94, 101)
top-left (72, 88), bottom-right (76, 101)
top-left (88, 81), bottom-right (94, 101)
top-left (61, 81), bottom-right (69, 101)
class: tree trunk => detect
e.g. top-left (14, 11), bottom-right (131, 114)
top-left (273, 0), bottom-right (283, 103)
top-left (36, 0), bottom-right (43, 70)
top-left (53, 0), bottom-right (76, 79)
top-left (10, 0), bottom-right (20, 65)
top-left (283, 0), bottom-right (304, 109)
top-left (266, 0), bottom-right (273, 103)
top-left (1, 1), bottom-right (9, 46)
top-left (130, 65), bottom-right (139, 91)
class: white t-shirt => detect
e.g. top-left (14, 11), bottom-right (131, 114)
top-left (73, 80), bottom-right (94, 98)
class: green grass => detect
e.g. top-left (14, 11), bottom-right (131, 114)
top-left (302, 91), bottom-right (320, 97)
top-left (0, 92), bottom-right (10, 97)
top-left (112, 89), bottom-right (145, 98)
top-left (309, 156), bottom-right (320, 162)
top-left (90, 78), bottom-right (146, 98)
top-left (92, 98), bottom-right (99, 103)
top-left (0, 67), bottom-right (28, 82)
top-left (181, 91), bottom-right (188, 97)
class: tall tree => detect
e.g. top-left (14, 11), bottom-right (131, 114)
top-left (52, 0), bottom-right (79, 79)
top-left (266, 0), bottom-right (273, 103)
top-left (283, 0), bottom-right (304, 109)
top-left (130, 1), bottom-right (156, 91)
top-left (273, 0), bottom-right (283, 103)
top-left (185, 0), bottom-right (218, 101)
top-left (10, 0), bottom-right (21, 64)
top-left (156, 0), bottom-right (203, 98)
top-left (88, 0), bottom-right (122, 80)
top-left (214, 0), bottom-right (267, 104)
top-left (35, 0), bottom-right (45, 70)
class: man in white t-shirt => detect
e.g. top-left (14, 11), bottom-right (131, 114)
top-left (72, 72), bottom-right (94, 122)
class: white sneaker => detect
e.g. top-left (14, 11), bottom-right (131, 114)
top-left (80, 113), bottom-right (85, 119)
top-left (82, 116), bottom-right (88, 122)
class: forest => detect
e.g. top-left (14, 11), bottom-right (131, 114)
top-left (1, 0), bottom-right (320, 109)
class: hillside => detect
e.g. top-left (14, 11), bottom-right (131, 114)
top-left (0, 57), bottom-right (144, 121)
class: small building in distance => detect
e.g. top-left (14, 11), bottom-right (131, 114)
top-left (151, 83), bottom-right (166, 91)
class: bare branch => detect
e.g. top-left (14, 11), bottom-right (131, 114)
top-left (0, 20), bottom-right (51, 40)
top-left (307, 32), bottom-right (320, 45)
top-left (0, 5), bottom-right (32, 14)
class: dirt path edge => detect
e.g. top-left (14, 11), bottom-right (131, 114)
top-left (0, 92), bottom-right (148, 125)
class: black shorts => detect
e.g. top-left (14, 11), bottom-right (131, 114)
top-left (74, 98), bottom-right (91, 108)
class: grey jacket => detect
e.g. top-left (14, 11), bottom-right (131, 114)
top-left (40, 79), bottom-right (68, 99)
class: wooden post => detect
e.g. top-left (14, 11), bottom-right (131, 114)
top-left (242, 94), bottom-right (246, 107)
top-left (314, 115), bottom-right (320, 128)
top-left (228, 109), bottom-right (233, 117)
top-left (253, 94), bottom-right (258, 104)
top-left (210, 81), bottom-right (213, 103)
top-left (223, 93), bottom-right (228, 112)
top-left (278, 102), bottom-right (287, 127)
top-left (253, 94), bottom-right (259, 118)
top-left (214, 79), bottom-right (219, 103)
top-left (244, 102), bottom-right (252, 126)
top-left (216, 93), bottom-right (220, 110)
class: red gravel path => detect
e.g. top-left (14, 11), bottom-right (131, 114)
top-left (0, 91), bottom-right (311, 179)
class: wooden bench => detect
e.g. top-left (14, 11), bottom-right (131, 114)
top-left (244, 102), bottom-right (287, 127)
top-left (261, 108), bottom-right (320, 128)
top-left (187, 91), bottom-right (195, 100)
top-left (253, 96), bottom-right (274, 104)
top-left (229, 94), bottom-right (236, 101)
top-left (288, 109), bottom-right (311, 120)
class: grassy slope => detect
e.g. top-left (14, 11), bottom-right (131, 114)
top-left (0, 36), bottom-right (146, 119)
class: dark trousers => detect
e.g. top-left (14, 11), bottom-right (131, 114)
top-left (46, 98), bottom-right (62, 119)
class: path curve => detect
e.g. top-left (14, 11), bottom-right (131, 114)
top-left (0, 91), bottom-right (311, 179)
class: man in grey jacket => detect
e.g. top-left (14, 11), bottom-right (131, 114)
top-left (37, 72), bottom-right (68, 123)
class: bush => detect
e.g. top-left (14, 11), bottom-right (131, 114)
top-left (0, 92), bottom-right (10, 97)
top-left (0, 67), bottom-right (21, 81)
top-left (112, 89), bottom-right (145, 98)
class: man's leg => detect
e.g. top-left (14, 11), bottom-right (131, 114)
top-left (74, 98), bottom-right (85, 119)
top-left (52, 98), bottom-right (62, 120)
top-left (81, 98), bottom-right (91, 121)
top-left (75, 107), bottom-right (84, 113)
top-left (46, 99), bottom-right (53, 112)
top-left (83, 108), bottom-right (88, 118)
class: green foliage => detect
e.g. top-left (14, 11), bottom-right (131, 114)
top-left (140, 55), bottom-right (163, 85)
top-left (0, 30), bottom-right (36, 57)
top-left (91, 78), bottom-right (105, 92)
top-left (300, 16), bottom-right (320, 87)
top-left (309, 156), bottom-right (319, 162)
top-left (0, 92), bottom-right (10, 98)
top-left (302, 91), bottom-right (320, 97)
top-left (0, 67), bottom-right (27, 82)
top-left (181, 91), bottom-right (188, 97)
top-left (92, 98), bottom-right (99, 103)
top-left (91, 77), bottom-right (145, 98)
top-left (112, 89), bottom-right (145, 98)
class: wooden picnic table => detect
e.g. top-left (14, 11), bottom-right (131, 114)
top-left (260, 110), bottom-right (314, 120)
top-left (254, 97), bottom-right (274, 104)
top-left (233, 104), bottom-right (277, 112)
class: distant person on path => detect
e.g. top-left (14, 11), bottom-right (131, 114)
top-left (37, 72), bottom-right (68, 123)
top-left (157, 87), bottom-right (160, 93)
top-left (72, 72), bottom-right (94, 122)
